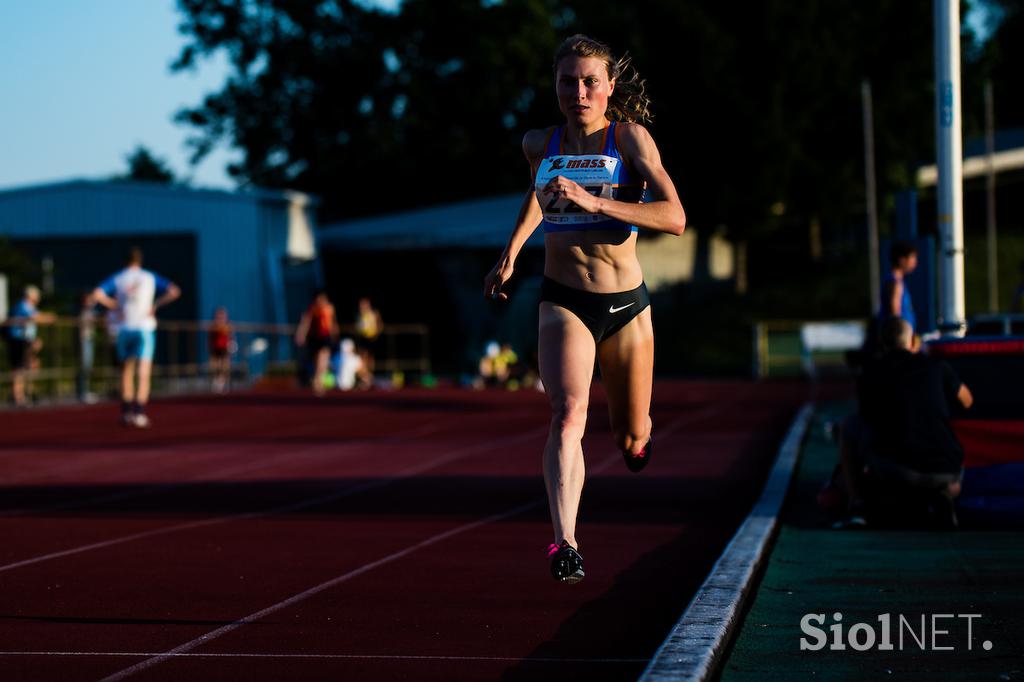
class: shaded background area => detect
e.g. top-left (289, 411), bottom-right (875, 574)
top-left (3, 0), bottom-right (1022, 377)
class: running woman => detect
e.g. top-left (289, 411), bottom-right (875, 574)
top-left (92, 247), bottom-right (181, 427)
top-left (484, 35), bottom-right (685, 583)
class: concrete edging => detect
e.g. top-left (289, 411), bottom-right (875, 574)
top-left (638, 402), bottom-right (815, 681)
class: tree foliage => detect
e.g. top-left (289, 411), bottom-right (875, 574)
top-left (115, 145), bottom-right (177, 184)
top-left (171, 0), bottom-right (1001, 238)
top-left (970, 0), bottom-right (1024, 129)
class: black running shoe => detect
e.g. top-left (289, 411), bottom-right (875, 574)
top-left (623, 438), bottom-right (652, 473)
top-left (547, 541), bottom-right (584, 584)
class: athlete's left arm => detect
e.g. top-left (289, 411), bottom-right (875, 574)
top-left (153, 282), bottom-right (181, 312)
top-left (551, 123), bottom-right (686, 235)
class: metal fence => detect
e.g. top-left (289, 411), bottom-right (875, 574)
top-left (752, 319), bottom-right (867, 379)
top-left (0, 317), bottom-right (430, 404)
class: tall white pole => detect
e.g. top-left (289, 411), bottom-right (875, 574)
top-left (984, 80), bottom-right (998, 313)
top-left (934, 0), bottom-right (966, 334)
top-left (862, 80), bottom-right (881, 314)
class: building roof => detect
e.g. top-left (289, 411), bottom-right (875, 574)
top-left (317, 193), bottom-right (544, 251)
top-left (0, 177), bottom-right (317, 206)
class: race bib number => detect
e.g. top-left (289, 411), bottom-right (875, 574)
top-left (536, 154), bottom-right (618, 225)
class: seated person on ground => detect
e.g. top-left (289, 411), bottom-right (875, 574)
top-left (828, 317), bottom-right (973, 528)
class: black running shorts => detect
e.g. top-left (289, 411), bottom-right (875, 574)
top-left (540, 276), bottom-right (650, 343)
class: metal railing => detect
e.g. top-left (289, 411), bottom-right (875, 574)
top-left (966, 313), bottom-right (1024, 337)
top-left (752, 319), bottom-right (866, 379)
top-left (0, 317), bottom-right (431, 404)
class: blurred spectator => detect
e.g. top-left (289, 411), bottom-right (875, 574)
top-left (476, 341), bottom-right (520, 389)
top-left (354, 296), bottom-right (383, 385)
top-left (6, 285), bottom-right (56, 407)
top-left (334, 338), bottom-right (363, 391)
top-left (92, 247), bottom-right (181, 428)
top-left (855, 241), bottom-right (921, 368)
top-left (880, 241), bottom-right (918, 332)
top-left (831, 318), bottom-right (973, 529)
top-left (295, 290), bottom-right (339, 396)
top-left (77, 291), bottom-right (98, 403)
top-left (207, 306), bottom-right (235, 393)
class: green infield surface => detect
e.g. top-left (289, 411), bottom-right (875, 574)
top-left (718, 403), bottom-right (1024, 681)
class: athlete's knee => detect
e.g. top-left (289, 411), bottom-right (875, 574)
top-left (551, 399), bottom-right (588, 440)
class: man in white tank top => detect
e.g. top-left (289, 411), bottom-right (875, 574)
top-left (92, 247), bottom-right (180, 427)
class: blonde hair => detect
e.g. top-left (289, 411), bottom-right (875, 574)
top-left (553, 34), bottom-right (652, 124)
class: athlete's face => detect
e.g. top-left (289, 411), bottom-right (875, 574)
top-left (555, 56), bottom-right (614, 128)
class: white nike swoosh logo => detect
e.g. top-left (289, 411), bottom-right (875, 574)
top-left (608, 302), bottom-right (636, 313)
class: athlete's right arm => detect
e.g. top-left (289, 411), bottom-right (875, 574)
top-left (483, 129), bottom-right (547, 301)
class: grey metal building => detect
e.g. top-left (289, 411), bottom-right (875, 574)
top-left (0, 179), bottom-right (320, 325)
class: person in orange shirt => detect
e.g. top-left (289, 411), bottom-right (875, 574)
top-left (295, 290), bottom-right (339, 396)
top-left (207, 306), bottom-right (234, 393)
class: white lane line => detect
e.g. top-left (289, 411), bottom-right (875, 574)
top-left (0, 426), bottom-right (548, 574)
top-left (98, 405), bottom-right (720, 681)
top-left (0, 651), bottom-right (647, 664)
top-left (97, 497), bottom-right (547, 682)
top-left (0, 422), bottom-right (446, 517)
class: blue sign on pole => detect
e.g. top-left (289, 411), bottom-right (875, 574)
top-left (941, 81), bottom-right (954, 128)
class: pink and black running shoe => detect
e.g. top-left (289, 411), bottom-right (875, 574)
top-left (623, 437), bottom-right (652, 473)
top-left (547, 540), bottom-right (584, 584)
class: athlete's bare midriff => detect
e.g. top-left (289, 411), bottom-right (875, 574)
top-left (544, 230), bottom-right (643, 293)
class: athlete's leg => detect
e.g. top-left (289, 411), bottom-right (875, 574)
top-left (12, 369), bottom-right (26, 406)
top-left (538, 302), bottom-right (597, 548)
top-left (136, 360), bottom-right (153, 405)
top-left (314, 347), bottom-right (330, 394)
top-left (597, 308), bottom-right (654, 457)
top-left (135, 330), bottom-right (156, 407)
top-left (121, 358), bottom-right (137, 403)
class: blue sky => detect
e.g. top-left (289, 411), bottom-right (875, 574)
top-left (0, 1), bottom-right (993, 193)
top-left (0, 1), bottom-right (234, 189)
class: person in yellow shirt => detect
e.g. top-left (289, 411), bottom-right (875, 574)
top-left (354, 297), bottom-right (383, 387)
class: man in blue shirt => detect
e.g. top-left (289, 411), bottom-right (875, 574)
top-left (6, 285), bottom-right (55, 407)
top-left (880, 241), bottom-right (918, 334)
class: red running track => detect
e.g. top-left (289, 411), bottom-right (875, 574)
top-left (0, 380), bottom-right (809, 681)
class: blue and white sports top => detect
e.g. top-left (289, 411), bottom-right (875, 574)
top-left (540, 123), bottom-right (643, 235)
top-left (535, 121), bottom-right (645, 233)
top-left (97, 266), bottom-right (174, 332)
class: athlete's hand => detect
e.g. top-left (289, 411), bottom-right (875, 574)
top-left (484, 256), bottom-right (514, 301)
top-left (544, 175), bottom-right (600, 214)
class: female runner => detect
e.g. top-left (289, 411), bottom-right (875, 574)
top-left (484, 35), bottom-right (685, 584)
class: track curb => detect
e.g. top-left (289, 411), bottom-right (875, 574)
top-left (638, 402), bottom-right (814, 681)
